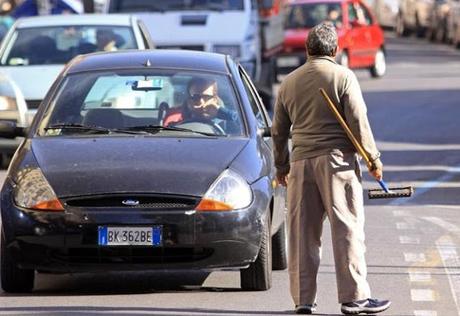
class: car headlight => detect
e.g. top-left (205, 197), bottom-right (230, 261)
top-left (14, 167), bottom-right (64, 211)
top-left (196, 169), bottom-right (252, 211)
top-left (0, 96), bottom-right (17, 111)
top-left (213, 45), bottom-right (241, 58)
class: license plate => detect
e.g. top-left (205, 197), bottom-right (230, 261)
top-left (98, 226), bottom-right (162, 246)
top-left (277, 56), bottom-right (300, 67)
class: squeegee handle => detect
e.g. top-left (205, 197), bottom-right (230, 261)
top-left (318, 88), bottom-right (373, 170)
top-left (377, 179), bottom-right (390, 193)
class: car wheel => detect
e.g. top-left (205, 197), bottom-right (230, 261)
top-left (370, 49), bottom-right (386, 78)
top-left (415, 15), bottom-right (426, 38)
top-left (1, 227), bottom-right (35, 293)
top-left (338, 50), bottom-right (349, 68)
top-left (271, 221), bottom-right (287, 270)
top-left (240, 214), bottom-right (272, 291)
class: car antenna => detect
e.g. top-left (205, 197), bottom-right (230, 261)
top-left (143, 59), bottom-right (151, 67)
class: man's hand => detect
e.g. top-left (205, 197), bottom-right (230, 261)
top-left (276, 171), bottom-right (289, 187)
top-left (368, 159), bottom-right (383, 181)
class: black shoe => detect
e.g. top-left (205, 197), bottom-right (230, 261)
top-left (341, 298), bottom-right (391, 314)
top-left (295, 303), bottom-right (317, 314)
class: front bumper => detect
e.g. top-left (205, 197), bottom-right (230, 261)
top-left (1, 180), bottom-right (270, 273)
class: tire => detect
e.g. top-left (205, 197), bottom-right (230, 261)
top-left (240, 214), bottom-right (272, 291)
top-left (1, 227), bottom-right (35, 293)
top-left (370, 49), bottom-right (386, 78)
top-left (271, 221), bottom-right (287, 270)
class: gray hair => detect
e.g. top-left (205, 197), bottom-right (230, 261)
top-left (305, 22), bottom-right (338, 57)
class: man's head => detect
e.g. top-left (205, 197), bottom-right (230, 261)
top-left (305, 22), bottom-right (338, 57)
top-left (186, 77), bottom-right (219, 120)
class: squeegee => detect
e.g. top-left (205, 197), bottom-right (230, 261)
top-left (319, 88), bottom-right (413, 199)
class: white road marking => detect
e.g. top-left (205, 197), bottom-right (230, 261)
top-left (411, 289), bottom-right (435, 301)
top-left (393, 210), bottom-right (411, 217)
top-left (397, 222), bottom-right (415, 230)
top-left (436, 236), bottom-right (460, 315)
top-left (409, 271), bottom-right (432, 283)
top-left (423, 217), bottom-right (460, 235)
top-left (414, 311), bottom-right (438, 316)
top-left (400, 236), bottom-right (421, 244)
top-left (404, 253), bottom-right (426, 263)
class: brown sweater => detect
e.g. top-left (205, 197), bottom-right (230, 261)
top-left (272, 56), bottom-right (381, 174)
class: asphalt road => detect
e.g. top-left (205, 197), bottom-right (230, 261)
top-left (1, 33), bottom-right (460, 316)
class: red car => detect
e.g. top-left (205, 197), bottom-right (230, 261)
top-left (276, 0), bottom-right (386, 78)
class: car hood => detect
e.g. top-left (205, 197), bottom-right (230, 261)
top-left (137, 11), bottom-right (250, 45)
top-left (0, 65), bottom-right (63, 100)
top-left (31, 137), bottom-right (249, 197)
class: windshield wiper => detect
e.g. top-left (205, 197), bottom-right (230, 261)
top-left (45, 123), bottom-right (150, 135)
top-left (44, 123), bottom-right (111, 134)
top-left (126, 125), bottom-right (218, 137)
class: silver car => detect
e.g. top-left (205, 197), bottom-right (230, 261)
top-left (0, 14), bottom-right (154, 160)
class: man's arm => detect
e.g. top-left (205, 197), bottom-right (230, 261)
top-left (342, 71), bottom-right (383, 179)
top-left (272, 88), bottom-right (292, 186)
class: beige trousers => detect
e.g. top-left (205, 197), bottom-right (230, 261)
top-left (287, 151), bottom-right (371, 305)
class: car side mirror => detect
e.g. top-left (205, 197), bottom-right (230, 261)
top-left (0, 121), bottom-right (27, 139)
top-left (350, 20), bottom-right (364, 28)
top-left (258, 126), bottom-right (271, 137)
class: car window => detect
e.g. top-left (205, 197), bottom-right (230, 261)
top-left (109, 0), bottom-right (244, 12)
top-left (349, 2), bottom-right (371, 25)
top-left (1, 25), bottom-right (137, 66)
top-left (285, 2), bottom-right (343, 29)
top-left (40, 70), bottom-right (245, 137)
top-left (239, 66), bottom-right (268, 129)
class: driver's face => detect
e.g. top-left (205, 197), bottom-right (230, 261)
top-left (187, 84), bottom-right (218, 119)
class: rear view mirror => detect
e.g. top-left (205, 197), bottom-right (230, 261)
top-left (0, 121), bottom-right (26, 139)
top-left (130, 78), bottom-right (164, 91)
top-left (258, 127), bottom-right (271, 137)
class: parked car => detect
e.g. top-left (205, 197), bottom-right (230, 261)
top-left (0, 49), bottom-right (287, 293)
top-left (276, 0), bottom-right (386, 78)
top-left (364, 0), bottom-right (398, 29)
top-left (0, 72), bottom-right (29, 168)
top-left (0, 14), bottom-right (154, 152)
top-left (426, 0), bottom-right (455, 42)
top-left (445, 0), bottom-right (460, 46)
top-left (395, 0), bottom-right (434, 37)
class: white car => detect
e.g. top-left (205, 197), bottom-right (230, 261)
top-left (0, 14), bottom-right (154, 126)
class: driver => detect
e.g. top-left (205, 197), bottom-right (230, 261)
top-left (163, 77), bottom-right (237, 128)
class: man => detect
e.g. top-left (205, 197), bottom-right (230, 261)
top-left (272, 22), bottom-right (391, 315)
top-left (163, 77), bottom-right (238, 131)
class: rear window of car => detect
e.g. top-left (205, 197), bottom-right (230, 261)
top-left (285, 2), bottom-right (343, 29)
top-left (39, 70), bottom-right (245, 137)
top-left (1, 25), bottom-right (137, 66)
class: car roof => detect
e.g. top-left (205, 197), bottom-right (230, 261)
top-left (15, 14), bottom-right (135, 28)
top-left (66, 49), bottom-right (231, 74)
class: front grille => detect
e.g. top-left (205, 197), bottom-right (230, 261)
top-left (26, 100), bottom-right (42, 109)
top-left (65, 194), bottom-right (199, 210)
top-left (157, 45), bottom-right (204, 51)
top-left (52, 247), bottom-right (213, 264)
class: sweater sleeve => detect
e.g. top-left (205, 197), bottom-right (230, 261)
top-left (342, 71), bottom-right (381, 166)
top-left (272, 85), bottom-right (292, 174)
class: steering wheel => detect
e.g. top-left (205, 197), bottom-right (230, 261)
top-left (175, 121), bottom-right (225, 135)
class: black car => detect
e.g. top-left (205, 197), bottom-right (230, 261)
top-left (0, 50), bottom-right (287, 293)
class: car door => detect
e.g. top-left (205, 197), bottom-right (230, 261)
top-left (238, 65), bottom-right (286, 231)
top-left (346, 0), bottom-right (376, 67)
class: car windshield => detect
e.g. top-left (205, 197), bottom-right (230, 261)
top-left (38, 70), bottom-right (245, 137)
top-left (109, 0), bottom-right (244, 12)
top-left (285, 2), bottom-right (343, 29)
top-left (1, 25), bottom-right (137, 66)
